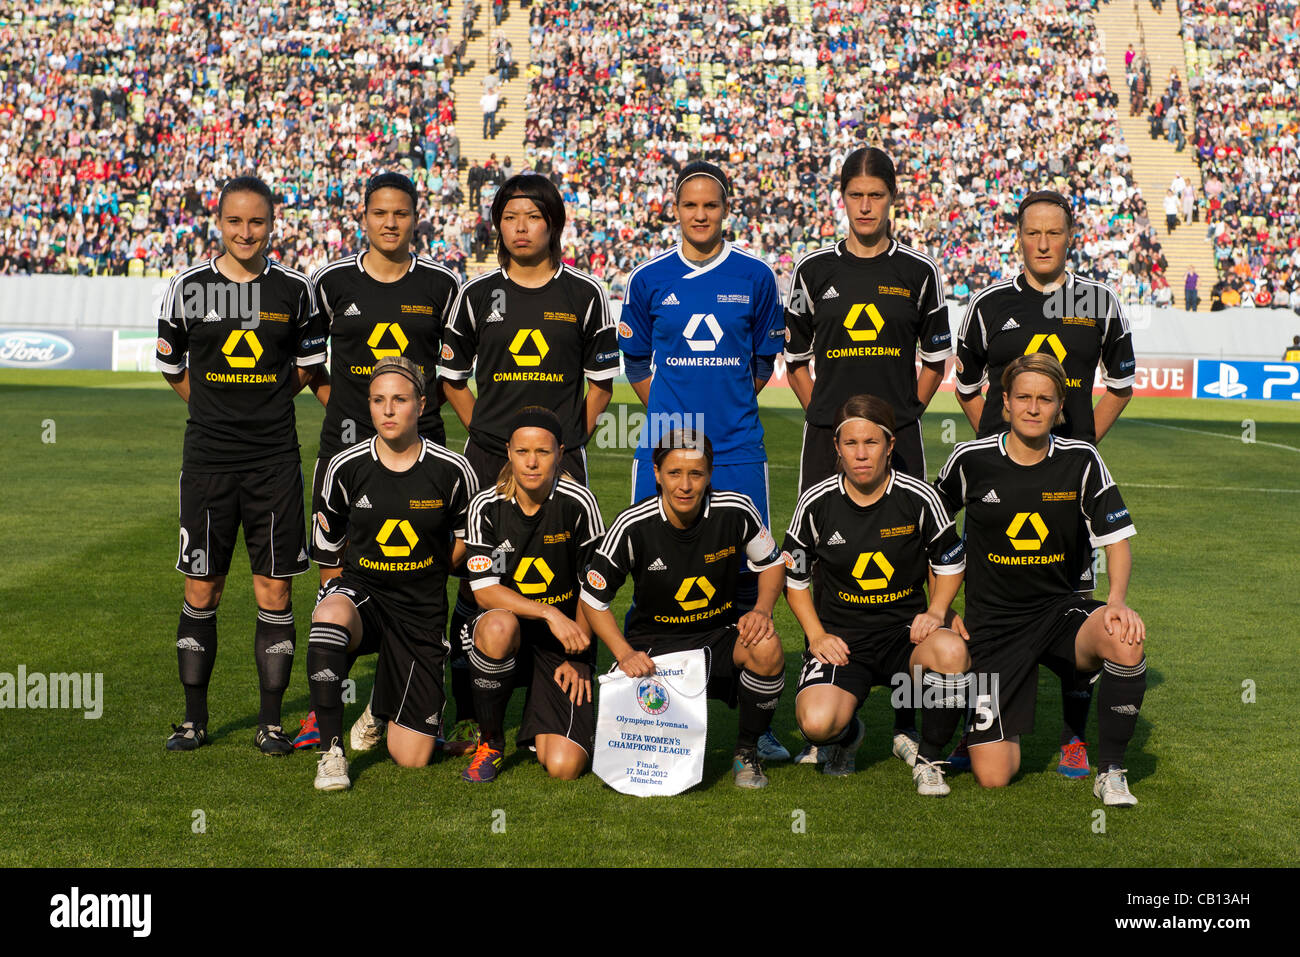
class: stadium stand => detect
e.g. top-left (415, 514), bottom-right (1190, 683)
top-left (1, 0), bottom-right (1189, 306)
top-left (522, 0), bottom-right (1171, 302)
top-left (0, 1), bottom-right (475, 279)
top-left (1174, 0), bottom-right (1300, 309)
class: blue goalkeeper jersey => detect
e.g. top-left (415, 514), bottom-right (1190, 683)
top-left (620, 242), bottom-right (785, 464)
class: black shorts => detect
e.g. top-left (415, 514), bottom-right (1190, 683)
top-left (308, 455), bottom-right (344, 568)
top-left (794, 624), bottom-right (915, 706)
top-left (627, 625), bottom-right (741, 707)
top-left (465, 612), bottom-right (595, 752)
top-left (319, 576), bottom-right (449, 737)
top-left (463, 437), bottom-right (589, 488)
top-left (176, 462), bottom-right (309, 579)
top-left (965, 595), bottom-right (1104, 746)
top-left (798, 418), bottom-right (926, 492)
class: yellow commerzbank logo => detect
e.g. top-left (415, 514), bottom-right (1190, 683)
top-left (376, 519), bottom-right (419, 557)
top-left (1025, 333), bottom-right (1067, 363)
top-left (844, 303), bottom-right (885, 342)
top-left (675, 576), bottom-right (715, 610)
top-left (509, 329), bottom-right (549, 366)
top-left (851, 552), bottom-right (894, 590)
top-left (1006, 512), bottom-right (1049, 551)
top-left (514, 557), bottom-right (554, 594)
top-left (221, 330), bottom-right (263, 367)
top-left (367, 322), bottom-right (409, 359)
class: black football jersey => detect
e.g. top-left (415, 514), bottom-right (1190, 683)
top-left (784, 239), bottom-right (952, 428)
top-left (463, 476), bottom-right (606, 656)
top-left (438, 265), bottom-right (620, 456)
top-left (316, 437), bottom-right (477, 625)
top-left (312, 253), bottom-right (459, 457)
top-left (156, 257), bottom-right (326, 471)
top-left (934, 434), bottom-right (1136, 628)
top-left (783, 472), bottom-right (965, 631)
top-left (581, 490), bottom-right (784, 639)
top-left (955, 272), bottom-right (1135, 443)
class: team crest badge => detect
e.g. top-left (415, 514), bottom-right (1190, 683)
top-left (156, 338), bottom-right (172, 356)
top-left (441, 344), bottom-right (454, 361)
top-left (586, 569), bottom-right (606, 590)
top-left (467, 555), bottom-right (493, 574)
top-left (617, 321), bottom-right (634, 339)
top-left (636, 678), bottom-right (669, 715)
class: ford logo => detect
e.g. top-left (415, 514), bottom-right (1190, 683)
top-left (0, 331), bottom-right (76, 368)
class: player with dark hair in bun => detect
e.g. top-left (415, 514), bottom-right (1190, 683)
top-left (438, 174), bottom-right (618, 759)
top-left (951, 189), bottom-right (1136, 779)
top-left (309, 356), bottom-right (477, 790)
top-left (783, 395), bottom-right (969, 795)
top-left (581, 428), bottom-right (788, 789)
top-left (157, 174), bottom-right (326, 756)
top-left (291, 170), bottom-right (460, 753)
top-left (935, 354), bottom-right (1148, 806)
top-left (459, 406), bottom-right (607, 783)
top-left (782, 146), bottom-right (953, 766)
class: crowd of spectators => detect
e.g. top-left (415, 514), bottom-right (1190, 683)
top-left (522, 0), bottom-right (1169, 303)
top-left (1175, 0), bottom-right (1300, 310)
top-left (0, 0), bottom-right (487, 279)
top-left (0, 0), bottom-right (1192, 306)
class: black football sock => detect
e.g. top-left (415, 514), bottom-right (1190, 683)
top-left (1096, 657), bottom-right (1147, 770)
top-left (467, 645), bottom-right (514, 750)
top-left (736, 668), bottom-right (784, 751)
top-left (1061, 670), bottom-right (1094, 745)
top-left (832, 714), bottom-right (861, 747)
top-left (448, 592), bottom-right (478, 723)
top-left (307, 622), bottom-right (352, 754)
top-left (177, 601), bottom-right (218, 726)
top-left (254, 606), bottom-right (295, 727)
top-left (920, 671), bottom-right (970, 762)
top-left (893, 706), bottom-right (918, 734)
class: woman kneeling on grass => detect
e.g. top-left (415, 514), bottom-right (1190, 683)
top-left (934, 353), bottom-right (1149, 806)
top-left (310, 356), bottom-right (477, 790)
top-left (782, 395), bottom-right (969, 794)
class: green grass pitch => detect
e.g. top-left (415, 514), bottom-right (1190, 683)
top-left (1, 370), bottom-right (1296, 866)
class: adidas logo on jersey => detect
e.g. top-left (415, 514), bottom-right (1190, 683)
top-left (821, 286), bottom-right (839, 299)
top-left (826, 530), bottom-right (846, 545)
top-left (648, 557), bottom-right (668, 571)
top-left (176, 637), bottom-right (206, 651)
top-left (297, 549), bottom-right (308, 563)
top-left (203, 310), bottom-right (221, 323)
top-left (498, 539), bottom-right (515, 552)
top-left (485, 309), bottom-right (504, 324)
top-left (265, 640), bottom-right (294, 655)
top-left (1001, 318), bottom-right (1020, 331)
top-left (1110, 704), bottom-right (1139, 716)
top-left (311, 669), bottom-right (339, 682)
top-left (661, 293), bottom-right (680, 306)
top-left (343, 303), bottom-right (361, 317)
top-left (425, 714), bottom-right (440, 725)
top-left (1079, 567), bottom-right (1094, 582)
top-left (982, 489), bottom-right (1001, 503)
top-left (355, 494), bottom-right (373, 508)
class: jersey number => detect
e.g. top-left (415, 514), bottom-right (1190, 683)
top-left (799, 658), bottom-right (826, 686)
top-left (968, 692), bottom-right (995, 732)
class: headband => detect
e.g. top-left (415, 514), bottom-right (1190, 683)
top-left (370, 356), bottom-right (426, 395)
top-left (510, 407), bottom-right (564, 447)
top-left (834, 415), bottom-right (895, 439)
top-left (675, 161), bottom-right (732, 200)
